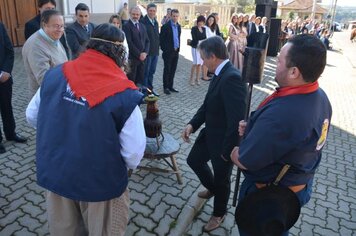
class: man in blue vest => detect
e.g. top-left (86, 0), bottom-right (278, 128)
top-left (231, 34), bottom-right (332, 235)
top-left (26, 24), bottom-right (146, 235)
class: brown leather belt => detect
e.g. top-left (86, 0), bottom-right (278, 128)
top-left (255, 183), bottom-right (306, 193)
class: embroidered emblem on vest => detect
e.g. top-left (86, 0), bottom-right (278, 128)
top-left (316, 119), bottom-right (329, 151)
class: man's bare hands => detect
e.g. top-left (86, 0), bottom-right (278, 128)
top-left (0, 72), bottom-right (11, 83)
top-left (181, 124), bottom-right (193, 143)
top-left (238, 120), bottom-right (247, 136)
top-left (139, 52), bottom-right (147, 61)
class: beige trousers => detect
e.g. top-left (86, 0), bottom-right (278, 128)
top-left (46, 188), bottom-right (130, 236)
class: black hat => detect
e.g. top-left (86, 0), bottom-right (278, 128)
top-left (235, 185), bottom-right (301, 236)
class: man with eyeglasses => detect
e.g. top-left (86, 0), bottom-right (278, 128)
top-left (24, 0), bottom-right (71, 59)
top-left (22, 9), bottom-right (68, 98)
top-left (122, 6), bottom-right (149, 87)
top-left (24, 0), bottom-right (56, 39)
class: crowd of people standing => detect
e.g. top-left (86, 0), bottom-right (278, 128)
top-left (1, 1), bottom-right (333, 235)
top-left (189, 12), bottom-right (269, 82)
top-left (280, 17), bottom-right (333, 50)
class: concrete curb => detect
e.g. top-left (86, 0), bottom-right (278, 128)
top-left (169, 186), bottom-right (207, 236)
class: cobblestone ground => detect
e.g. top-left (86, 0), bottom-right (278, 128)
top-left (1, 30), bottom-right (355, 236)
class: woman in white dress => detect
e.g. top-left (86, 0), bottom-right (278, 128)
top-left (201, 14), bottom-right (217, 81)
top-left (189, 15), bottom-right (206, 85)
top-left (205, 14), bottom-right (217, 38)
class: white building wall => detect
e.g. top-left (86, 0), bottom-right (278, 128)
top-left (63, 0), bottom-right (125, 14)
top-left (60, 0), bottom-right (127, 24)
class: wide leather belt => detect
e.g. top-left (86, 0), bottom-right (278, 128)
top-left (255, 183), bottom-right (306, 193)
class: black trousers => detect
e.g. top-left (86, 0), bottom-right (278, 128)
top-left (0, 79), bottom-right (16, 143)
top-left (162, 51), bottom-right (179, 90)
top-left (187, 131), bottom-right (234, 217)
top-left (127, 58), bottom-right (145, 86)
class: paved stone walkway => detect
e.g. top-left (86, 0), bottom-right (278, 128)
top-left (0, 30), bottom-right (355, 236)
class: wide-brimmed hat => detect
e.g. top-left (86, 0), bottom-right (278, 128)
top-left (235, 185), bottom-right (301, 236)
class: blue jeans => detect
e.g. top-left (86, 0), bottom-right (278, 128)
top-left (143, 55), bottom-right (158, 89)
top-left (237, 177), bottom-right (313, 236)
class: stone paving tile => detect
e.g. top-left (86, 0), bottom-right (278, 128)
top-left (1, 30), bottom-right (356, 236)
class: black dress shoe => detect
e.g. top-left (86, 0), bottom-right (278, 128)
top-left (169, 88), bottom-right (179, 93)
top-left (7, 134), bottom-right (27, 143)
top-left (0, 143), bottom-right (6, 154)
top-left (164, 88), bottom-right (171, 95)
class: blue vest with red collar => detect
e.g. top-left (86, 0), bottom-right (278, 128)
top-left (239, 88), bottom-right (332, 186)
top-left (36, 65), bottom-right (142, 202)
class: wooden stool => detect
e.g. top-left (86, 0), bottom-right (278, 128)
top-left (132, 132), bottom-right (182, 184)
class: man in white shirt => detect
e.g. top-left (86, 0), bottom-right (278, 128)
top-left (26, 23), bottom-right (145, 236)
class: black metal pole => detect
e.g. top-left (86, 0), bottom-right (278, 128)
top-left (232, 82), bottom-right (254, 207)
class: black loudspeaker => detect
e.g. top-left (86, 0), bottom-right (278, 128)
top-left (267, 18), bottom-right (281, 57)
top-left (255, 1), bottom-right (277, 19)
top-left (247, 32), bottom-right (269, 49)
top-left (255, 4), bottom-right (267, 17)
top-left (255, 0), bottom-right (273, 5)
top-left (242, 47), bottom-right (266, 84)
top-left (271, 1), bottom-right (277, 18)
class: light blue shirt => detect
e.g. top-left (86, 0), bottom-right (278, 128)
top-left (170, 20), bottom-right (179, 50)
top-left (38, 29), bottom-right (59, 46)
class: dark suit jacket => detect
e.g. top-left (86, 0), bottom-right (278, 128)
top-left (123, 20), bottom-right (150, 60)
top-left (247, 22), bottom-right (257, 36)
top-left (0, 22), bottom-right (14, 75)
top-left (140, 15), bottom-right (159, 56)
top-left (24, 14), bottom-right (41, 40)
top-left (160, 20), bottom-right (181, 53)
top-left (189, 62), bottom-right (247, 159)
top-left (25, 14), bottom-right (72, 59)
top-left (191, 26), bottom-right (206, 48)
top-left (66, 21), bottom-right (96, 58)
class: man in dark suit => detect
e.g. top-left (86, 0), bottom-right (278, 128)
top-left (140, 3), bottom-right (160, 95)
top-left (0, 22), bottom-right (27, 153)
top-left (123, 6), bottom-right (150, 87)
top-left (66, 3), bottom-right (96, 59)
top-left (182, 36), bottom-right (247, 232)
top-left (247, 14), bottom-right (257, 37)
top-left (159, 9), bottom-right (181, 95)
top-left (24, 0), bottom-right (71, 59)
